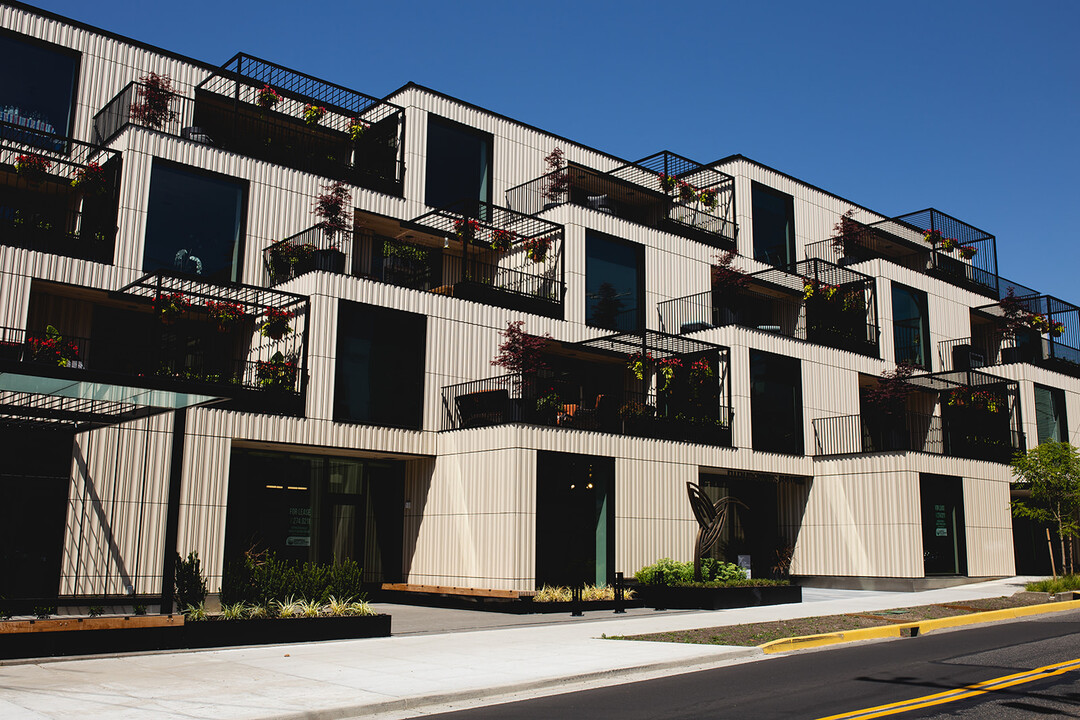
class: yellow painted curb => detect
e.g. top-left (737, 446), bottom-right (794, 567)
top-left (760, 598), bottom-right (1080, 655)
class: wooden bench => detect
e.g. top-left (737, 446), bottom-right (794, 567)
top-left (0, 614), bottom-right (183, 634)
top-left (380, 583), bottom-right (522, 600)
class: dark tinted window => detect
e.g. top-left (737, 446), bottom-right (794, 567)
top-left (585, 231), bottom-right (643, 331)
top-left (750, 350), bottom-right (803, 455)
top-left (142, 161), bottom-right (246, 283)
top-left (334, 300), bottom-right (426, 429)
top-left (892, 283), bottom-right (930, 369)
top-left (425, 116), bottom-right (491, 214)
top-left (0, 31), bottom-right (79, 145)
top-left (751, 182), bottom-right (795, 267)
top-left (1034, 384), bottom-right (1067, 444)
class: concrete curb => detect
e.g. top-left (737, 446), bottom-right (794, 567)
top-left (759, 598), bottom-right (1080, 654)
top-left (266, 647), bottom-right (764, 720)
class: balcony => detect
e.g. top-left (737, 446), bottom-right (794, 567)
top-left (812, 370), bottom-right (1024, 464)
top-left (441, 330), bottom-right (733, 447)
top-left (805, 208), bottom-right (999, 298)
top-left (0, 121), bottom-right (121, 263)
top-left (506, 151), bottom-right (736, 249)
top-left (94, 54), bottom-right (404, 197)
top-left (3, 271), bottom-right (311, 416)
top-left (938, 292), bottom-right (1080, 377)
top-left (658, 259), bottom-right (880, 357)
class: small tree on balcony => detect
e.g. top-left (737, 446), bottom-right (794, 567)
top-left (131, 72), bottom-right (178, 129)
top-left (491, 321), bottom-right (551, 376)
top-left (862, 362), bottom-right (916, 416)
top-left (830, 209), bottom-right (873, 258)
top-left (313, 181), bottom-right (352, 245)
top-left (543, 147), bottom-right (572, 202)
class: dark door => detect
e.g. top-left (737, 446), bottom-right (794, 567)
top-left (536, 452), bottom-right (614, 587)
top-left (920, 474), bottom-right (967, 576)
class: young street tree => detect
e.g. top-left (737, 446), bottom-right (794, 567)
top-left (1011, 440), bottom-right (1080, 575)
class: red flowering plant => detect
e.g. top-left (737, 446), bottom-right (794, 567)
top-left (348, 117), bottom-right (370, 142)
top-left (303, 103), bottom-right (326, 125)
top-left (802, 278), bottom-right (839, 302)
top-left (922, 228), bottom-right (942, 245)
top-left (256, 351), bottom-right (298, 391)
top-left (71, 162), bottom-right (107, 194)
top-left (711, 250), bottom-right (749, 301)
top-left (958, 245), bottom-right (977, 260)
top-left (14, 154), bottom-right (51, 178)
top-left (489, 228), bottom-right (515, 253)
top-left (153, 292), bottom-right (190, 325)
top-left (1029, 314), bottom-right (1066, 338)
top-left (131, 72), bottom-right (177, 129)
top-left (453, 218), bottom-right (480, 245)
top-left (698, 187), bottom-right (719, 209)
top-left (688, 357), bottom-right (715, 384)
top-left (256, 84), bottom-right (281, 109)
top-left (491, 320), bottom-right (551, 376)
top-left (523, 236), bottom-right (551, 263)
top-left (205, 300), bottom-right (246, 332)
top-left (260, 308), bottom-right (295, 339)
top-left (28, 325), bottom-right (79, 367)
top-left (677, 179), bottom-right (697, 204)
top-left (940, 236), bottom-right (959, 252)
top-left (658, 173), bottom-right (678, 193)
top-left (656, 356), bottom-right (683, 392)
top-left (948, 387), bottom-right (1004, 413)
top-left (543, 147), bottom-right (572, 201)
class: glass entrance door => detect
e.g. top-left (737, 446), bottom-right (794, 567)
top-left (920, 474), bottom-right (967, 576)
top-left (536, 452), bottom-right (614, 587)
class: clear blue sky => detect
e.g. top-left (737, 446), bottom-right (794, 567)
top-left (29, 0), bottom-right (1080, 301)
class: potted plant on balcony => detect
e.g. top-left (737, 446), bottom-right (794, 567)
top-left (130, 72), bottom-right (177, 130)
top-left (698, 187), bottom-right (719, 209)
top-left (303, 103), bottom-right (327, 126)
top-left (348, 117), bottom-right (370, 142)
top-left (523, 236), bottom-right (551, 263)
top-left (256, 84), bottom-right (281, 110)
top-left (14, 154), bottom-right (51, 182)
top-left (542, 148), bottom-right (572, 209)
top-left (710, 250), bottom-right (749, 321)
top-left (71, 162), bottom-right (107, 195)
top-left (260, 308), bottom-right (295, 340)
top-left (205, 300), bottom-right (247, 333)
top-left (658, 173), bottom-right (678, 193)
top-left (830, 209), bottom-right (872, 263)
top-left (491, 320), bottom-right (552, 401)
top-left (312, 181), bottom-right (350, 273)
top-left (958, 245), bottom-right (977, 260)
top-left (256, 352), bottom-right (299, 391)
top-left (153, 292), bottom-right (190, 325)
top-left (489, 228), bottom-right (514, 253)
top-left (28, 325), bottom-right (79, 367)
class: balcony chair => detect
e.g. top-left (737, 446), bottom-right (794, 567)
top-left (587, 194), bottom-right (616, 216)
top-left (180, 126), bottom-right (214, 145)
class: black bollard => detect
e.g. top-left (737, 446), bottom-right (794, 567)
top-left (571, 585), bottom-right (583, 617)
top-left (613, 571), bottom-right (626, 614)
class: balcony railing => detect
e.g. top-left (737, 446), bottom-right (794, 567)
top-left (505, 150), bottom-right (736, 249)
top-left (94, 65), bottom-right (404, 196)
top-left (658, 258), bottom-right (880, 357)
top-left (0, 121), bottom-right (121, 263)
top-left (806, 209), bottom-right (998, 298)
top-left (441, 372), bottom-right (733, 447)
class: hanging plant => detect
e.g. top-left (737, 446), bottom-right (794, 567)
top-left (803, 278), bottom-right (839, 301)
top-left (260, 308), bottom-right (295, 339)
top-left (958, 245), bottom-right (977, 260)
top-left (130, 72), bottom-right (177, 129)
top-left (153, 292), bottom-right (190, 325)
top-left (256, 351), bottom-right (298, 391)
top-left (489, 228), bottom-right (515, 253)
top-left (348, 117), bottom-right (370, 142)
top-left (627, 351), bottom-right (654, 381)
top-left (14, 154), bottom-right (51, 179)
top-left (453, 218), bottom-right (480, 245)
top-left (658, 173), bottom-right (678, 193)
top-left (71, 162), bottom-right (107, 194)
top-left (677, 180), bottom-right (697, 204)
top-left (688, 357), bottom-right (714, 385)
top-left (523, 236), bottom-right (551, 263)
top-left (948, 387), bottom-right (1005, 413)
top-left (699, 187), bottom-right (718, 209)
top-left (205, 300), bottom-right (246, 333)
top-left (922, 228), bottom-right (943, 246)
top-left (256, 84), bottom-right (281, 109)
top-left (656, 357), bottom-right (683, 393)
top-left (303, 103), bottom-right (327, 125)
top-left (28, 325), bottom-right (79, 367)
top-left (940, 236), bottom-right (959, 252)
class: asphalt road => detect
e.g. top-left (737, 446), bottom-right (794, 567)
top-left (414, 609), bottom-right (1080, 719)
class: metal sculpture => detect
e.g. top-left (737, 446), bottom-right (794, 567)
top-left (686, 481), bottom-right (745, 582)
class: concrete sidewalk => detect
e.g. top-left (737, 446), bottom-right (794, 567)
top-left (0, 577), bottom-right (1058, 720)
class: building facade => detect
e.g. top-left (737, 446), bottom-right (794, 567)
top-left (0, 2), bottom-right (1072, 610)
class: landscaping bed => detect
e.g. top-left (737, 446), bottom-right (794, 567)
top-left (617, 592), bottom-right (1061, 647)
top-left (637, 583), bottom-right (801, 610)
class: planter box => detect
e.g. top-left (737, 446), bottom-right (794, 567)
top-left (181, 613), bottom-right (390, 648)
top-left (314, 248), bottom-right (346, 274)
top-left (639, 584), bottom-right (801, 611)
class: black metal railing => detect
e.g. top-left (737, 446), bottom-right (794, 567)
top-left (806, 209), bottom-right (998, 298)
top-left (505, 152), bottom-right (737, 249)
top-left (441, 372), bottom-right (733, 447)
top-left (813, 413), bottom-right (943, 456)
top-left (263, 225), bottom-right (348, 285)
top-left (658, 288), bottom-right (803, 338)
top-left (94, 79), bottom-right (404, 196)
top-left (0, 121), bottom-right (121, 263)
top-left (0, 323), bottom-right (304, 397)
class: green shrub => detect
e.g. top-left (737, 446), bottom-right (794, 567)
top-left (1026, 575), bottom-right (1080, 594)
top-left (634, 558), bottom-right (748, 586)
top-left (220, 552), bottom-right (365, 606)
top-left (175, 551), bottom-right (208, 609)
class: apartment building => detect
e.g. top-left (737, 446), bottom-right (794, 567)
top-left (0, 2), bottom-right (1072, 610)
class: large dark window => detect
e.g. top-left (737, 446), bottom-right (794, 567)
top-left (892, 282), bottom-right (930, 369)
top-left (142, 161), bottom-right (247, 283)
top-left (750, 350), bottom-right (803, 455)
top-left (585, 231), bottom-right (643, 331)
top-left (225, 449), bottom-right (403, 582)
top-left (425, 116), bottom-right (492, 214)
top-left (920, 473), bottom-right (967, 576)
top-left (334, 301), bottom-right (426, 429)
top-left (1034, 384), bottom-right (1067, 445)
top-left (0, 30), bottom-right (80, 146)
top-left (751, 182), bottom-right (795, 267)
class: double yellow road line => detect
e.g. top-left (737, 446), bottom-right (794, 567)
top-left (817, 657), bottom-right (1080, 719)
